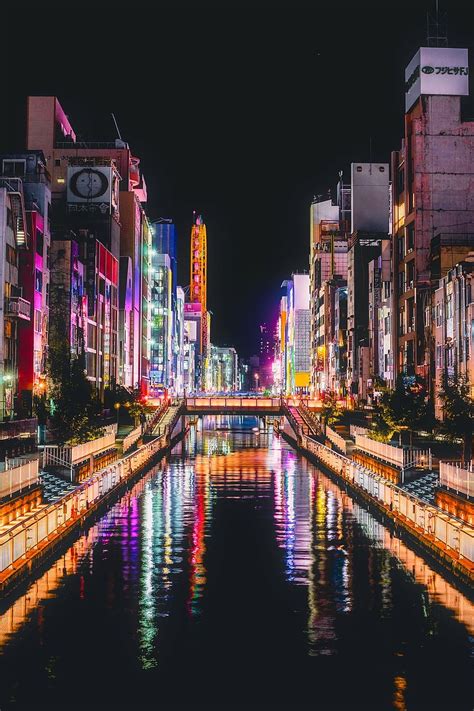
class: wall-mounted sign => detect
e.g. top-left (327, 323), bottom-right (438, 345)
top-left (405, 47), bottom-right (469, 111)
top-left (67, 166), bottom-right (120, 215)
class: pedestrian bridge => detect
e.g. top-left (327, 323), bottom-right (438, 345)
top-left (183, 396), bottom-right (284, 415)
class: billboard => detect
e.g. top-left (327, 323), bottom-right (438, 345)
top-left (405, 47), bottom-right (469, 111)
top-left (67, 166), bottom-right (115, 214)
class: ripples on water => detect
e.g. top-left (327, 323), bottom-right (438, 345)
top-left (0, 416), bottom-right (472, 710)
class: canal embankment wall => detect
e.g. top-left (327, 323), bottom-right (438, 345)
top-left (278, 425), bottom-right (474, 589)
top-left (0, 414), bottom-right (187, 597)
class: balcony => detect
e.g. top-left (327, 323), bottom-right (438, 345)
top-left (5, 296), bottom-right (31, 321)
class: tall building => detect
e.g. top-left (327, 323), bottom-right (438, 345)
top-left (210, 346), bottom-right (238, 392)
top-left (433, 255), bottom-right (474, 417)
top-left (391, 46), bottom-right (474, 390)
top-left (0, 153), bottom-right (51, 416)
top-left (189, 214), bottom-right (210, 389)
top-left (149, 252), bottom-right (172, 393)
top-left (174, 286), bottom-right (185, 395)
top-left (347, 163), bottom-right (389, 403)
top-left (0, 177), bottom-right (29, 420)
top-left (309, 190), bottom-right (348, 397)
top-left (25, 96), bottom-right (151, 395)
top-left (281, 275), bottom-right (310, 394)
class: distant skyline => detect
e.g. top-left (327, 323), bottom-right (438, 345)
top-left (5, 0), bottom-right (474, 356)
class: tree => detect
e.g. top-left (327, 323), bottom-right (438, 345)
top-left (438, 372), bottom-right (473, 462)
top-left (320, 393), bottom-right (339, 428)
top-left (47, 296), bottom-right (103, 444)
top-left (369, 407), bottom-right (393, 443)
top-left (378, 375), bottom-right (429, 446)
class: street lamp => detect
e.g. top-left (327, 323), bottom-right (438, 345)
top-left (114, 402), bottom-right (120, 426)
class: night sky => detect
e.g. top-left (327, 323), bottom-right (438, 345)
top-left (5, 1), bottom-right (474, 356)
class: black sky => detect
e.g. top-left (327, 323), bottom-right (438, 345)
top-left (5, 1), bottom-right (474, 356)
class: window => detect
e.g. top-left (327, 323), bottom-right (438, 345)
top-left (34, 309), bottom-right (42, 333)
top-left (35, 269), bottom-right (43, 292)
top-left (6, 244), bottom-right (16, 266)
top-left (397, 168), bottom-right (405, 197)
top-left (406, 224), bottom-right (414, 252)
top-left (45, 282), bottom-right (49, 306)
top-left (55, 159), bottom-right (61, 167)
top-left (2, 160), bottom-right (25, 177)
top-left (446, 294), bottom-right (453, 319)
top-left (36, 230), bottom-right (44, 256)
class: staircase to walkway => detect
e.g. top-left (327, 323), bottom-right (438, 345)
top-left (150, 401), bottom-right (183, 438)
top-left (284, 404), bottom-right (319, 439)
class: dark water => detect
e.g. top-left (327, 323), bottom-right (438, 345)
top-left (0, 417), bottom-right (473, 710)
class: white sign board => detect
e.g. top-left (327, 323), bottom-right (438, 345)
top-left (67, 166), bottom-right (113, 208)
top-left (405, 47), bottom-right (469, 111)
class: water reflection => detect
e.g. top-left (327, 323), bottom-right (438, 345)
top-left (0, 417), bottom-right (472, 710)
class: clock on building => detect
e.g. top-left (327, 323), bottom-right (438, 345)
top-left (69, 168), bottom-right (109, 200)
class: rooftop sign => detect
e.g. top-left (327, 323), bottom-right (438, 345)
top-left (405, 47), bottom-right (469, 111)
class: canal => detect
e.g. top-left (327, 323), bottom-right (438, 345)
top-left (0, 417), bottom-right (473, 710)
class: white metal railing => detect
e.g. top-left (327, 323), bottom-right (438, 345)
top-left (43, 432), bottom-right (116, 467)
top-left (350, 424), bottom-right (369, 438)
top-left (0, 458), bottom-right (39, 497)
top-left (354, 434), bottom-right (431, 470)
top-left (298, 434), bottom-right (474, 563)
top-left (5, 296), bottom-right (31, 320)
top-left (325, 425), bottom-right (351, 454)
top-left (440, 461), bottom-right (474, 499)
top-left (0, 432), bottom-right (168, 575)
top-left (185, 397), bottom-right (282, 408)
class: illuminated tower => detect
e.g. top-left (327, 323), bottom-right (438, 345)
top-left (190, 215), bottom-right (209, 386)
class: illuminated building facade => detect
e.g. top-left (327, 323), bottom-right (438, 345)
top-left (309, 192), bottom-right (348, 397)
top-left (0, 153), bottom-right (51, 415)
top-left (25, 96), bottom-right (151, 395)
top-left (189, 214), bottom-right (210, 389)
top-left (391, 46), bottom-right (474, 390)
top-left (149, 253), bottom-right (172, 393)
top-left (433, 258), bottom-right (474, 417)
top-left (210, 346), bottom-right (238, 392)
top-left (0, 178), bottom-right (29, 420)
top-left (280, 275), bottom-right (310, 394)
top-left (174, 286), bottom-right (185, 395)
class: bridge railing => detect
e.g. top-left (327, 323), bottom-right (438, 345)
top-left (185, 397), bottom-right (282, 409)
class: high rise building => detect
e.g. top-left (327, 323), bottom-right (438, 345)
top-left (309, 188), bottom-right (349, 397)
top-left (25, 96), bottom-right (151, 396)
top-left (281, 275), bottom-right (310, 394)
top-left (149, 252), bottom-right (172, 393)
top-left (0, 177), bottom-right (29, 420)
top-left (347, 163), bottom-right (389, 403)
top-left (210, 346), bottom-right (238, 392)
top-left (0, 152), bottom-right (51, 416)
top-left (189, 214), bottom-right (210, 389)
top-left (391, 46), bottom-right (474, 390)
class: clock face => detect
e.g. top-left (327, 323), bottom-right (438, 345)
top-left (69, 168), bottom-right (109, 199)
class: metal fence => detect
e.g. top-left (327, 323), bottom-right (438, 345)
top-left (0, 458), bottom-right (39, 498)
top-left (326, 425), bottom-right (351, 455)
top-left (354, 434), bottom-right (431, 470)
top-left (300, 434), bottom-right (474, 563)
top-left (440, 461), bottom-right (474, 499)
top-left (43, 432), bottom-right (116, 468)
top-left (349, 424), bottom-right (369, 438)
top-left (0, 433), bottom-right (168, 575)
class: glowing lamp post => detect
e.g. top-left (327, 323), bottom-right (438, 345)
top-left (114, 402), bottom-right (120, 426)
